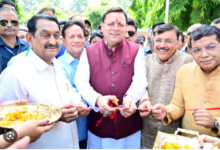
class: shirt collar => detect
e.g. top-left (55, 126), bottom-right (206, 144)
top-left (63, 50), bottom-right (76, 65)
top-left (29, 49), bottom-right (57, 72)
top-left (0, 36), bottom-right (25, 47)
top-left (156, 50), bottom-right (179, 64)
top-left (144, 45), bottom-right (152, 53)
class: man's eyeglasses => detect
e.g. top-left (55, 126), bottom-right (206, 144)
top-left (154, 38), bottom-right (176, 45)
top-left (103, 22), bottom-right (126, 29)
top-left (127, 31), bottom-right (135, 37)
top-left (191, 43), bottom-right (219, 56)
top-left (136, 41), bottom-right (143, 45)
top-left (0, 20), bottom-right (18, 27)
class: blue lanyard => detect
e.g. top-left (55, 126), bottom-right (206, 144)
top-left (5, 45), bottom-right (20, 56)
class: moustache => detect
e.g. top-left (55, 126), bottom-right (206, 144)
top-left (157, 47), bottom-right (169, 51)
top-left (4, 28), bottom-right (15, 31)
top-left (45, 44), bottom-right (59, 49)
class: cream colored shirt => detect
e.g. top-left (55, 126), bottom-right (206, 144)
top-left (0, 50), bottom-right (80, 148)
top-left (164, 62), bottom-right (220, 137)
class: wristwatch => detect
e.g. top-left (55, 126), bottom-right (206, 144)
top-left (213, 119), bottom-right (219, 131)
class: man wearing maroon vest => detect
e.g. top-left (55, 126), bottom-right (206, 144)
top-left (75, 7), bottom-right (147, 149)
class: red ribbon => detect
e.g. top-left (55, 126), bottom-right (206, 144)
top-left (96, 103), bottom-right (117, 127)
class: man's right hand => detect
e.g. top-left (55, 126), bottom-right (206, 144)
top-left (96, 95), bottom-right (115, 117)
top-left (139, 101), bottom-right (152, 117)
top-left (151, 104), bottom-right (167, 121)
top-left (15, 119), bottom-right (56, 143)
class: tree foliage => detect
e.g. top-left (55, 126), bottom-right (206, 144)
top-left (68, 0), bottom-right (88, 14)
top-left (84, 0), bottom-right (126, 30)
top-left (129, 0), bottom-right (220, 31)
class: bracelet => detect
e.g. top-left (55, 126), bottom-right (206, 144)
top-left (142, 99), bottom-right (153, 106)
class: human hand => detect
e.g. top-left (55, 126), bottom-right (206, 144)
top-left (192, 108), bottom-right (215, 128)
top-left (15, 119), bottom-right (56, 143)
top-left (151, 104), bottom-right (167, 121)
top-left (59, 104), bottom-right (78, 123)
top-left (6, 136), bottom-right (30, 149)
top-left (198, 134), bottom-right (220, 148)
top-left (96, 95), bottom-right (115, 117)
top-left (139, 100), bottom-right (152, 117)
top-left (120, 95), bottom-right (136, 118)
top-left (75, 101), bottom-right (92, 117)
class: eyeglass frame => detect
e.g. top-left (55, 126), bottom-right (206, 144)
top-left (191, 43), bottom-right (219, 56)
top-left (126, 30), bottom-right (136, 37)
top-left (154, 38), bottom-right (178, 45)
top-left (103, 21), bottom-right (127, 29)
top-left (0, 20), bottom-right (19, 27)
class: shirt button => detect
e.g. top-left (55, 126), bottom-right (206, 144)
top-left (109, 52), bottom-right (112, 56)
top-left (112, 61), bottom-right (115, 64)
top-left (111, 83), bottom-right (115, 87)
top-left (112, 72), bottom-right (115, 75)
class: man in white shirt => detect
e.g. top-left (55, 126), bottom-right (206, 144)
top-left (0, 15), bottom-right (86, 149)
top-left (75, 7), bottom-right (147, 149)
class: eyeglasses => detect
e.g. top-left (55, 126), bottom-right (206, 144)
top-left (191, 43), bottom-right (219, 55)
top-left (136, 42), bottom-right (143, 45)
top-left (127, 31), bottom-right (135, 37)
top-left (103, 22), bottom-right (126, 29)
top-left (0, 20), bottom-right (18, 27)
top-left (154, 38), bottom-right (176, 45)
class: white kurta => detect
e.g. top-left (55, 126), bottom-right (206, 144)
top-left (74, 45), bottom-right (147, 149)
top-left (0, 50), bottom-right (81, 149)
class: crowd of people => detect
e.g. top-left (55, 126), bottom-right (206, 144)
top-left (0, 0), bottom-right (220, 149)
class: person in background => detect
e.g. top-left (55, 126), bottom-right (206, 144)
top-left (85, 20), bottom-right (91, 47)
top-left (125, 18), bottom-right (138, 43)
top-left (36, 6), bottom-right (55, 16)
top-left (144, 21), bottom-right (165, 55)
top-left (17, 25), bottom-right (28, 41)
top-left (0, 0), bottom-right (15, 11)
top-left (59, 20), bottom-right (66, 36)
top-left (56, 15), bottom-right (85, 58)
top-left (211, 18), bottom-right (220, 29)
top-left (178, 31), bottom-right (186, 51)
top-left (97, 24), bottom-right (102, 34)
top-left (146, 27), bottom-right (153, 47)
top-left (90, 32), bottom-right (103, 45)
top-left (181, 23), bottom-right (202, 54)
top-left (70, 14), bottom-right (85, 25)
top-left (58, 20), bottom-right (92, 149)
top-left (135, 35), bottom-right (145, 47)
top-left (0, 7), bottom-right (29, 74)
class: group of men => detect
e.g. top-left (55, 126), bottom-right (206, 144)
top-left (0, 0), bottom-right (220, 149)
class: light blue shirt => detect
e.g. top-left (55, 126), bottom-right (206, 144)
top-left (58, 50), bottom-right (88, 142)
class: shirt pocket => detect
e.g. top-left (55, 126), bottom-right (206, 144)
top-left (122, 62), bottom-right (134, 80)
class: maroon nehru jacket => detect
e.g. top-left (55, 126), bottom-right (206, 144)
top-left (86, 38), bottom-right (142, 139)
